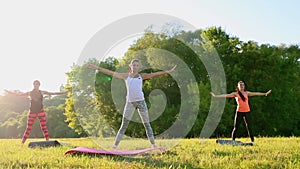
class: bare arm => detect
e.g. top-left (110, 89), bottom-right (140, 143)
top-left (4, 90), bottom-right (30, 97)
top-left (87, 64), bottom-right (128, 80)
top-left (247, 90), bottom-right (272, 97)
top-left (142, 65), bottom-right (177, 80)
top-left (210, 92), bottom-right (236, 98)
top-left (42, 90), bottom-right (68, 96)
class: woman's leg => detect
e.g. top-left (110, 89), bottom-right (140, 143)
top-left (243, 113), bottom-right (254, 142)
top-left (22, 112), bottom-right (37, 143)
top-left (232, 112), bottom-right (243, 141)
top-left (37, 110), bottom-right (49, 141)
top-left (113, 102), bottom-right (134, 148)
top-left (136, 101), bottom-right (155, 146)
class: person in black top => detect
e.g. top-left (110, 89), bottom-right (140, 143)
top-left (5, 80), bottom-right (68, 144)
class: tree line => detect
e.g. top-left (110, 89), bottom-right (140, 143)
top-left (0, 26), bottom-right (299, 139)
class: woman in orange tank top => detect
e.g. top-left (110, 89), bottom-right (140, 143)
top-left (211, 81), bottom-right (271, 143)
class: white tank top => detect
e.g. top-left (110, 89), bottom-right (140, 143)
top-left (125, 74), bottom-right (144, 102)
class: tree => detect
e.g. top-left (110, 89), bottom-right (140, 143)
top-left (65, 58), bottom-right (117, 137)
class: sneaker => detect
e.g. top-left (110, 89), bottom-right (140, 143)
top-left (112, 145), bottom-right (117, 149)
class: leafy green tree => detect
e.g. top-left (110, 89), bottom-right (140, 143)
top-left (65, 59), bottom-right (117, 137)
top-left (45, 104), bottom-right (79, 138)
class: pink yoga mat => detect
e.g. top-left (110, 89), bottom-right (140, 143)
top-left (65, 146), bottom-right (166, 156)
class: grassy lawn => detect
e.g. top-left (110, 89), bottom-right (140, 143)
top-left (0, 137), bottom-right (299, 168)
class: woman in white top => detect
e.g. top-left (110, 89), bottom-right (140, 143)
top-left (88, 59), bottom-right (176, 148)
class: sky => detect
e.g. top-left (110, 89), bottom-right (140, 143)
top-left (0, 0), bottom-right (299, 95)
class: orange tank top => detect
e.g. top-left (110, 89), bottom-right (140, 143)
top-left (235, 92), bottom-right (250, 112)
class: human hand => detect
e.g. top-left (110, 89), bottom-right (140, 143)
top-left (265, 90), bottom-right (272, 96)
top-left (87, 64), bottom-right (98, 70)
top-left (166, 65), bottom-right (177, 73)
top-left (62, 90), bottom-right (69, 94)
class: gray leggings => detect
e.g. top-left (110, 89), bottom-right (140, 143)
top-left (114, 100), bottom-right (155, 146)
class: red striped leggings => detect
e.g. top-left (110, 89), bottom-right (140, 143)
top-left (22, 111), bottom-right (49, 143)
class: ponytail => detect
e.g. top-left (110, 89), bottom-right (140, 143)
top-left (236, 81), bottom-right (246, 102)
top-left (237, 90), bottom-right (246, 102)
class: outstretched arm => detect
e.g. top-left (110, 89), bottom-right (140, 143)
top-left (87, 64), bottom-right (128, 79)
top-left (247, 90), bottom-right (272, 97)
top-left (42, 90), bottom-right (68, 96)
top-left (142, 65), bottom-right (177, 80)
top-left (210, 92), bottom-right (236, 98)
top-left (4, 90), bottom-right (29, 97)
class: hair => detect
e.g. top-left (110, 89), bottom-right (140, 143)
top-left (33, 80), bottom-right (40, 85)
top-left (129, 59), bottom-right (139, 65)
top-left (236, 81), bottom-right (246, 102)
top-left (128, 59), bottom-right (140, 73)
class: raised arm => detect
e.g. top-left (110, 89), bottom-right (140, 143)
top-left (247, 90), bottom-right (272, 97)
top-left (4, 89), bottom-right (30, 97)
top-left (210, 92), bottom-right (236, 98)
top-left (142, 65), bottom-right (177, 80)
top-left (87, 64), bottom-right (128, 79)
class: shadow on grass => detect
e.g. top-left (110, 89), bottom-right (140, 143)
top-left (67, 151), bottom-right (204, 169)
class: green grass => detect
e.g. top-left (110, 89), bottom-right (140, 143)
top-left (0, 137), bottom-right (299, 168)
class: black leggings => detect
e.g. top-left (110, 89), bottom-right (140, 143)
top-left (231, 111), bottom-right (254, 142)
